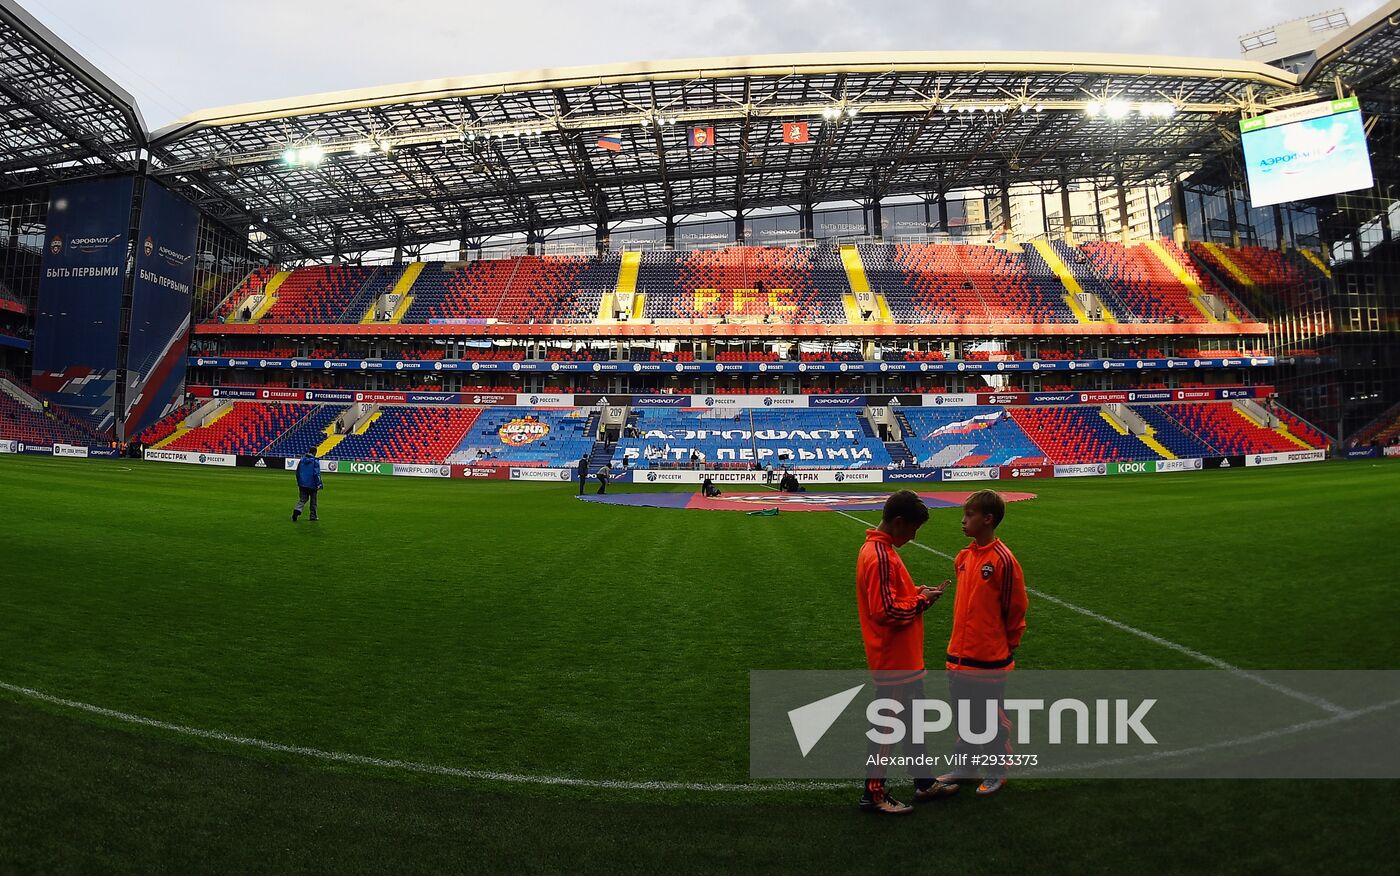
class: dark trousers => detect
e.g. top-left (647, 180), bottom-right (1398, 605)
top-left (864, 677), bottom-right (935, 798)
top-left (597, 478), bottom-right (607, 494)
top-left (294, 486), bottom-right (318, 517)
top-left (947, 670), bottom-right (1012, 777)
top-left (578, 473), bottom-right (586, 495)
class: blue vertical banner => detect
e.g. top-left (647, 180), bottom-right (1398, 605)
top-left (122, 183), bottom-right (198, 438)
top-left (32, 176), bottom-right (135, 434)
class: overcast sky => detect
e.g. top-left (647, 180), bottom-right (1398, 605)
top-left (19, 0), bottom-right (1387, 128)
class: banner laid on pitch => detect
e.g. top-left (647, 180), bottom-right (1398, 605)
top-left (32, 176), bottom-right (135, 434)
top-left (122, 182), bottom-right (199, 439)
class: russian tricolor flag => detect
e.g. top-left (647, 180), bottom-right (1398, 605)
top-left (597, 132), bottom-right (623, 152)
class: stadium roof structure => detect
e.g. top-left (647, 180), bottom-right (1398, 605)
top-left (1305, 0), bottom-right (1400, 95)
top-left (0, 0), bottom-right (145, 191)
top-left (146, 51), bottom-right (1311, 260)
top-left (6, 0), bottom-right (1398, 261)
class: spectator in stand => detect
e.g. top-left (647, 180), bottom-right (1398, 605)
top-left (689, 449), bottom-right (700, 468)
top-left (292, 451), bottom-right (323, 522)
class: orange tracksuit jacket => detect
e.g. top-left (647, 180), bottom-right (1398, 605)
top-left (856, 529), bottom-right (934, 685)
top-left (946, 538), bottom-right (1027, 670)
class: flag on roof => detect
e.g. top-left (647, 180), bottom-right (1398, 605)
top-left (596, 132), bottom-right (623, 152)
top-left (782, 122), bottom-right (810, 144)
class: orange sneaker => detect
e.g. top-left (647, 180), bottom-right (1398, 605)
top-left (976, 776), bottom-right (1007, 796)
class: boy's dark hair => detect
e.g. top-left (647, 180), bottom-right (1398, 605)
top-left (963, 490), bottom-right (1006, 526)
top-left (882, 490), bottom-right (930, 526)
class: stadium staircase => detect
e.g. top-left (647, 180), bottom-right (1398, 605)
top-left (1008, 407), bottom-right (1150, 463)
top-left (1295, 247), bottom-right (1332, 279)
top-left (1103, 405), bottom-right (1178, 459)
top-left (1027, 240), bottom-right (1095, 323)
top-left (883, 441), bottom-right (915, 467)
top-left (346, 265), bottom-right (414, 323)
top-left (1232, 400), bottom-right (1314, 450)
top-left (386, 262), bottom-right (425, 323)
top-left (264, 406), bottom-right (343, 458)
top-left (328, 406), bottom-right (482, 463)
top-left (839, 244), bottom-right (890, 323)
top-left (601, 251), bottom-right (642, 321)
top-left (163, 403), bottom-right (311, 455)
top-left (1143, 240), bottom-right (1236, 323)
top-left (586, 441), bottom-right (613, 473)
top-left (230, 270), bottom-right (290, 324)
top-left (149, 420), bottom-right (193, 449)
top-left (1351, 402), bottom-right (1400, 448)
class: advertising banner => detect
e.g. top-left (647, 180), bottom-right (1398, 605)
top-left (143, 448), bottom-right (235, 466)
top-left (1385, 446), bottom-right (1400, 458)
top-left (805, 395), bottom-right (867, 408)
top-left (921, 393), bottom-right (979, 408)
top-left (1155, 458), bottom-right (1204, 473)
top-left (1056, 462), bottom-right (1111, 477)
top-left (52, 443), bottom-right (90, 458)
top-left (979, 392), bottom-right (1030, 407)
top-left (186, 356), bottom-right (1279, 376)
top-left (236, 455), bottom-right (286, 470)
top-left (391, 463), bottom-right (453, 478)
top-left (32, 176), bottom-right (136, 433)
top-left (940, 466), bottom-right (1000, 482)
top-left (451, 465), bottom-right (510, 480)
top-left (1106, 461), bottom-right (1157, 475)
top-left (1245, 449), bottom-right (1327, 467)
top-left (1203, 456), bottom-right (1245, 470)
top-left (122, 183), bottom-right (199, 438)
top-left (516, 393), bottom-right (575, 407)
top-left (1344, 447), bottom-right (1381, 460)
top-left (1000, 464), bottom-right (1053, 480)
top-left (509, 467), bottom-right (575, 482)
top-left (337, 460), bottom-right (394, 475)
top-left (882, 468), bottom-right (943, 482)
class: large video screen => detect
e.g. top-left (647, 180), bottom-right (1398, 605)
top-left (1240, 96), bottom-right (1374, 208)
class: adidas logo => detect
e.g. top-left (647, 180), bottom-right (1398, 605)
top-left (254, 459), bottom-right (267, 468)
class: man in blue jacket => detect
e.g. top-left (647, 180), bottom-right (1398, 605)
top-left (293, 452), bottom-right (323, 522)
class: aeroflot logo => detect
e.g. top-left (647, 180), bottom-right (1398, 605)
top-left (1259, 142), bottom-right (1338, 170)
top-left (70, 234), bottom-right (122, 252)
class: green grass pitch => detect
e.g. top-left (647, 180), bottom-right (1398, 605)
top-left (2, 455), bottom-right (1398, 872)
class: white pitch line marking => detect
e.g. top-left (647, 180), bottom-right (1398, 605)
top-left (0, 680), bottom-right (845, 793)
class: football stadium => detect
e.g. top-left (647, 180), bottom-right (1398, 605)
top-left (2, 0), bottom-right (1399, 870)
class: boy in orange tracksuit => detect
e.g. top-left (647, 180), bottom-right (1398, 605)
top-left (855, 490), bottom-right (959, 815)
top-left (937, 489), bottom-right (1027, 796)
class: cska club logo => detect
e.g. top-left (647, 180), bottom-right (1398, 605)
top-left (143, 236), bottom-right (154, 257)
top-left (498, 417), bottom-right (550, 447)
top-left (49, 234), bottom-right (63, 255)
